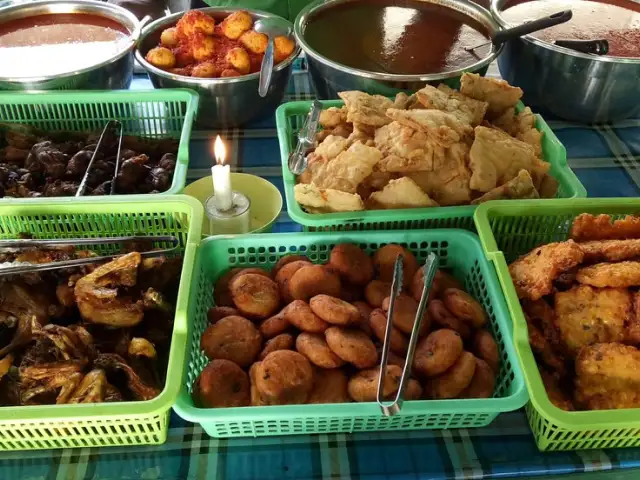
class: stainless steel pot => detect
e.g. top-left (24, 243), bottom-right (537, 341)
top-left (294, 0), bottom-right (503, 99)
top-left (135, 8), bottom-right (300, 128)
top-left (491, 0), bottom-right (640, 123)
top-left (0, 0), bottom-right (141, 91)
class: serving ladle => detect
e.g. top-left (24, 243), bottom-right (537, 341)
top-left (254, 17), bottom-right (292, 98)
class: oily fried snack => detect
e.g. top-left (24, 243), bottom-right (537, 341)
top-left (538, 173), bottom-right (559, 198)
top-left (524, 312), bottom-right (567, 376)
top-left (328, 243), bottom-right (374, 285)
top-left (195, 359), bottom-right (250, 408)
top-left (255, 350), bottom-right (314, 405)
top-left (579, 239), bottom-right (640, 263)
top-left (427, 300), bottom-right (472, 339)
top-left (459, 72), bottom-right (523, 116)
top-left (368, 177), bottom-right (438, 210)
top-left (628, 291), bottom-right (640, 344)
top-left (539, 369), bottom-right (574, 411)
top-left (275, 259), bottom-right (312, 303)
top-left (249, 362), bottom-right (267, 406)
top-left (230, 273), bottom-right (280, 319)
top-left (369, 308), bottom-right (409, 355)
top-left (271, 254), bottom-right (309, 278)
top-left (207, 306), bottom-right (240, 324)
top-left (413, 329), bottom-right (464, 377)
top-left (364, 280), bottom-right (393, 308)
top-left (259, 309), bottom-right (289, 339)
top-left (200, 316), bottom-right (262, 367)
top-left (405, 379), bottom-right (424, 400)
top-left (416, 84), bottom-right (488, 126)
top-left (319, 106), bottom-right (348, 129)
top-left (296, 332), bottom-right (345, 368)
top-left (460, 358), bottom-right (496, 399)
top-left (283, 300), bottom-right (329, 333)
top-left (554, 285), bottom-right (630, 354)
top-left (442, 288), bottom-right (488, 329)
top-left (325, 326), bottom-right (378, 368)
top-left (309, 295), bottom-right (361, 326)
top-left (231, 267), bottom-right (271, 281)
top-left (576, 261), bottom-right (640, 288)
top-left (258, 333), bottom-right (295, 360)
top-left (308, 368), bottom-right (350, 404)
top-left (374, 121), bottom-right (435, 172)
top-left (348, 365), bottom-right (402, 402)
top-left (373, 244), bottom-right (419, 287)
top-left (508, 240), bottom-right (585, 301)
top-left (294, 183), bottom-right (365, 213)
top-left (382, 293), bottom-right (430, 335)
top-left (213, 268), bottom-right (242, 307)
top-left (570, 213), bottom-right (640, 242)
top-left (575, 343), bottom-right (640, 410)
top-left (411, 268), bottom-right (463, 303)
top-left (338, 91), bottom-right (393, 127)
top-left (425, 351), bottom-right (477, 399)
top-left (471, 169), bottom-right (539, 204)
top-left (472, 330), bottom-right (500, 373)
top-left (386, 108), bottom-right (472, 147)
top-left (289, 264), bottom-right (341, 301)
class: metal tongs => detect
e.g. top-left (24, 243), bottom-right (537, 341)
top-left (377, 252), bottom-right (438, 416)
top-left (0, 235), bottom-right (179, 276)
top-left (288, 100), bottom-right (322, 175)
top-left (76, 119), bottom-right (124, 197)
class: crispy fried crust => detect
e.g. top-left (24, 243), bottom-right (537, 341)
top-left (579, 239), bottom-right (640, 263)
top-left (570, 214), bottom-right (640, 242)
top-left (576, 261), bottom-right (640, 288)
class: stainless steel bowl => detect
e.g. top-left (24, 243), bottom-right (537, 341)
top-left (294, 0), bottom-right (503, 99)
top-left (0, 0), bottom-right (141, 91)
top-left (135, 8), bottom-right (301, 129)
top-left (492, 0), bottom-right (640, 123)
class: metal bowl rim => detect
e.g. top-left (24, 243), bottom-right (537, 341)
top-left (134, 7), bottom-right (301, 85)
top-left (294, 0), bottom-right (503, 82)
top-left (0, 0), bottom-right (140, 83)
top-left (490, 0), bottom-right (640, 64)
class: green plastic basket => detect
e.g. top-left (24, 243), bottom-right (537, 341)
top-left (173, 229), bottom-right (528, 438)
top-left (0, 194), bottom-right (203, 451)
top-left (474, 198), bottom-right (640, 451)
top-left (275, 100), bottom-right (587, 232)
top-left (0, 89), bottom-right (199, 197)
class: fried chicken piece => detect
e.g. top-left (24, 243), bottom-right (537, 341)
top-left (338, 91), bottom-right (393, 127)
top-left (555, 285), bottom-right (630, 355)
top-left (319, 106), bottom-right (347, 129)
top-left (575, 343), bottom-right (640, 410)
top-left (416, 84), bottom-right (488, 126)
top-left (469, 126), bottom-right (547, 192)
top-left (386, 108), bottom-right (472, 147)
top-left (571, 214), bottom-right (640, 242)
top-left (509, 240), bottom-right (585, 301)
top-left (459, 72), bottom-right (523, 117)
top-left (374, 121), bottom-right (434, 172)
top-left (577, 261), bottom-right (640, 288)
top-left (539, 369), bottom-right (575, 411)
top-left (579, 239), bottom-right (640, 263)
top-left (314, 135), bottom-right (349, 160)
top-left (294, 183), bottom-right (364, 213)
top-left (471, 169), bottom-right (539, 204)
top-left (367, 177), bottom-right (438, 210)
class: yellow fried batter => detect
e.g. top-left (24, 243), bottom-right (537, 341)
top-left (576, 261), bottom-right (640, 288)
top-left (508, 240), bottom-right (585, 301)
top-left (575, 343), bottom-right (640, 410)
top-left (459, 72), bottom-right (523, 117)
top-left (415, 84), bottom-right (488, 126)
top-left (338, 91), bottom-right (393, 127)
top-left (554, 285), bottom-right (630, 355)
top-left (571, 213), bottom-right (640, 242)
top-left (470, 169), bottom-right (539, 205)
top-left (628, 291), bottom-right (640, 345)
top-left (580, 239), bottom-right (640, 263)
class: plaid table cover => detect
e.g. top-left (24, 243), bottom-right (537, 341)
top-left (1, 61), bottom-right (639, 479)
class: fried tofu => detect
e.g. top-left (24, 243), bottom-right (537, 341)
top-left (310, 142), bottom-right (382, 194)
top-left (374, 121), bottom-right (434, 172)
top-left (554, 285), bottom-right (630, 354)
top-left (338, 91), bottom-right (393, 127)
top-left (319, 106), bottom-right (347, 129)
top-left (294, 183), bottom-right (364, 213)
top-left (576, 261), bottom-right (640, 288)
top-left (509, 240), bottom-right (585, 301)
top-left (575, 343), bottom-right (640, 410)
top-left (367, 177), bottom-right (438, 210)
top-left (471, 169), bottom-right (539, 204)
top-left (571, 214), bottom-right (640, 242)
top-left (385, 108), bottom-right (472, 147)
top-left (415, 84), bottom-right (488, 126)
top-left (459, 72), bottom-right (523, 116)
top-left (314, 135), bottom-right (349, 160)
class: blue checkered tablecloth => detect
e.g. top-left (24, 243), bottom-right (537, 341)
top-left (2, 61), bottom-right (640, 480)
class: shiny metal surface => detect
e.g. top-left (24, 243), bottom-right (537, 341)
top-left (135, 8), bottom-right (300, 128)
top-left (491, 0), bottom-right (640, 123)
top-left (294, 0), bottom-right (502, 99)
top-left (255, 17), bottom-right (292, 98)
top-left (0, 0), bottom-right (140, 91)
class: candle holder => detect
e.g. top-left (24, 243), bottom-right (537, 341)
top-left (204, 191), bottom-right (251, 235)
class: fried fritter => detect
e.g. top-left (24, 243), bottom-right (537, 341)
top-left (416, 84), bottom-right (488, 126)
top-left (470, 169), bottom-right (539, 204)
top-left (628, 292), bottom-right (640, 345)
top-left (368, 177), bottom-right (438, 210)
top-left (459, 72), bottom-right (523, 117)
top-left (385, 108), bottom-right (472, 147)
top-left (314, 135), bottom-right (350, 161)
top-left (508, 240), bottom-right (585, 301)
top-left (580, 239), bottom-right (640, 263)
top-left (576, 261), bottom-right (640, 288)
top-left (539, 369), bottom-right (574, 411)
top-left (571, 213), bottom-right (640, 242)
top-left (575, 343), bottom-right (640, 410)
top-left (374, 121), bottom-right (434, 172)
top-left (554, 285), bottom-right (630, 355)
top-left (319, 106), bottom-right (347, 129)
top-left (294, 183), bottom-right (365, 213)
top-left (525, 314), bottom-right (567, 375)
top-left (338, 91), bottom-right (393, 127)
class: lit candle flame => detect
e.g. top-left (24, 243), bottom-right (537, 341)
top-left (214, 135), bottom-right (226, 165)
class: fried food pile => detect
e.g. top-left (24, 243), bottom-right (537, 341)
top-left (194, 243), bottom-right (501, 408)
top-left (509, 213), bottom-right (640, 411)
top-left (0, 243), bottom-right (182, 406)
top-left (294, 73), bottom-right (559, 213)
top-left (0, 123), bottom-right (178, 197)
top-left (145, 10), bottom-right (296, 79)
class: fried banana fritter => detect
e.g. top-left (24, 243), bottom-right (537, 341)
top-left (580, 239), bottom-right (640, 263)
top-left (554, 285), bottom-right (630, 355)
top-left (576, 261), bottom-right (640, 288)
top-left (509, 240), bottom-right (585, 301)
top-left (571, 213), bottom-right (640, 242)
top-left (575, 343), bottom-right (640, 410)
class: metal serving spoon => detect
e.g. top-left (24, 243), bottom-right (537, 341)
top-left (254, 17), bottom-right (292, 98)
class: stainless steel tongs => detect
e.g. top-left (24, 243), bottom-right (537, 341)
top-left (377, 252), bottom-right (438, 416)
top-left (288, 100), bottom-right (322, 175)
top-left (0, 235), bottom-right (179, 276)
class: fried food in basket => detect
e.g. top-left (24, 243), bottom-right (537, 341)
top-left (415, 84), bottom-right (488, 126)
top-left (200, 316), bottom-right (262, 368)
top-left (382, 293), bottom-right (429, 335)
top-left (230, 273), bottom-right (280, 319)
top-left (570, 213), bottom-right (640, 242)
top-left (328, 243), bottom-right (374, 286)
top-left (259, 333), bottom-right (294, 360)
top-left (255, 350), bottom-right (314, 405)
top-left (207, 306), bottom-right (240, 324)
top-left (259, 310), bottom-right (289, 339)
top-left (369, 308), bottom-right (409, 355)
top-left (427, 300), bottom-right (472, 339)
top-left (348, 365), bottom-right (402, 402)
top-left (195, 359), bottom-right (250, 408)
top-left (472, 330), bottom-right (500, 374)
top-left (459, 73), bottom-right (523, 117)
top-left (413, 329), bottom-right (463, 378)
top-left (442, 288), bottom-right (488, 329)
top-left (325, 326), bottom-right (378, 369)
top-left (373, 244), bottom-right (418, 287)
top-left (425, 351), bottom-right (477, 399)
top-left (283, 300), bottom-right (329, 333)
top-left (460, 358), bottom-right (496, 399)
top-left (308, 368), bottom-right (350, 404)
top-left (576, 261), bottom-right (640, 288)
top-left (295, 332), bottom-right (345, 369)
top-left (310, 295), bottom-right (361, 326)
top-left (579, 239), bottom-right (640, 263)
top-left (289, 264), bottom-right (341, 301)
top-left (274, 259), bottom-right (312, 303)
top-left (365, 280), bottom-right (393, 308)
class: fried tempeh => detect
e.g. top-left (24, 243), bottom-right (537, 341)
top-left (570, 213), bottom-right (640, 242)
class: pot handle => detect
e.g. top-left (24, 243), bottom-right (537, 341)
top-left (131, 15), bottom-right (153, 46)
top-left (493, 10), bottom-right (573, 45)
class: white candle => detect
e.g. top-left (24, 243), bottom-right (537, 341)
top-left (211, 135), bottom-right (232, 211)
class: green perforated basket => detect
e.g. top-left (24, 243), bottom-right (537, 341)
top-left (0, 195), bottom-right (203, 451)
top-left (0, 89), bottom-right (199, 197)
top-left (474, 198), bottom-right (640, 451)
top-left (173, 229), bottom-right (527, 438)
top-left (275, 100), bottom-right (587, 232)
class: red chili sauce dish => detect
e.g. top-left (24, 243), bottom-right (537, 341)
top-left (0, 13), bottom-right (130, 78)
top-left (503, 0), bottom-right (640, 57)
top-left (302, 0), bottom-right (491, 75)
